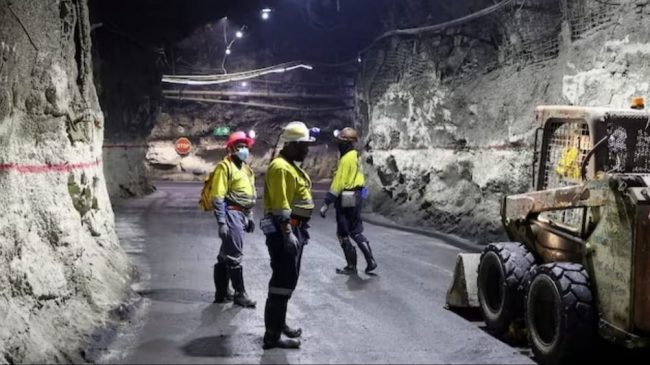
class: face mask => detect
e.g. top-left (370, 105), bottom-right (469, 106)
top-left (234, 147), bottom-right (249, 161)
top-left (338, 142), bottom-right (352, 154)
top-left (293, 143), bottom-right (309, 162)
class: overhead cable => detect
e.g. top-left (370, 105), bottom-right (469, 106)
top-left (162, 62), bottom-right (313, 85)
top-left (315, 0), bottom-right (517, 68)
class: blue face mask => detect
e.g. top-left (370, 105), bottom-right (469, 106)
top-left (234, 147), bottom-right (249, 161)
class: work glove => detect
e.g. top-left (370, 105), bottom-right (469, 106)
top-left (218, 223), bottom-right (229, 240)
top-left (244, 213), bottom-right (255, 233)
top-left (283, 230), bottom-right (299, 255)
top-left (319, 204), bottom-right (329, 218)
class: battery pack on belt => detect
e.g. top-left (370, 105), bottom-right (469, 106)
top-left (260, 216), bottom-right (277, 234)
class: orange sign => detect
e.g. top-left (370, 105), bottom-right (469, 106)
top-left (175, 137), bottom-right (192, 155)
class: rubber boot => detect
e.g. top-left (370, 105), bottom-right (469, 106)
top-left (229, 266), bottom-right (256, 308)
top-left (282, 323), bottom-right (302, 338)
top-left (263, 296), bottom-right (301, 349)
top-left (213, 262), bottom-right (234, 303)
top-left (336, 238), bottom-right (357, 275)
top-left (356, 240), bottom-right (377, 274)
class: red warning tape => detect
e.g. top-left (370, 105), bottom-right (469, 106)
top-left (0, 158), bottom-right (102, 173)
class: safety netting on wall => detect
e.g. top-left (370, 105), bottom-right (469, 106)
top-left (567, 0), bottom-right (620, 40)
top-left (359, 0), bottom-right (622, 105)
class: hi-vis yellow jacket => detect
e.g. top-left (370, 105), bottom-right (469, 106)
top-left (211, 157), bottom-right (256, 223)
top-left (555, 146), bottom-right (581, 180)
top-left (264, 156), bottom-right (314, 220)
top-left (324, 149), bottom-right (364, 205)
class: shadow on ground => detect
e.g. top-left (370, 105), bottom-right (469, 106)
top-left (181, 335), bottom-right (238, 357)
top-left (344, 272), bottom-right (380, 291)
top-left (137, 288), bottom-right (213, 304)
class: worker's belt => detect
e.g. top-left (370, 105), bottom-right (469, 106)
top-left (345, 186), bottom-right (364, 191)
top-left (290, 216), bottom-right (310, 228)
top-left (226, 205), bottom-right (250, 214)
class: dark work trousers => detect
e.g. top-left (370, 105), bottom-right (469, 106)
top-left (335, 193), bottom-right (368, 244)
top-left (265, 224), bottom-right (308, 297)
top-left (264, 224), bottom-right (309, 337)
top-left (217, 209), bottom-right (248, 269)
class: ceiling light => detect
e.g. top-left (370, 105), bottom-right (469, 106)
top-left (261, 8), bottom-right (271, 20)
top-left (225, 48), bottom-right (231, 55)
top-left (241, 81), bottom-right (248, 87)
top-left (236, 31), bottom-right (243, 38)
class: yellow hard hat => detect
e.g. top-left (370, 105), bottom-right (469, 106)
top-left (282, 121), bottom-right (315, 143)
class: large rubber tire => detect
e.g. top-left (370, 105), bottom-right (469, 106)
top-left (525, 262), bottom-right (597, 365)
top-left (477, 242), bottom-right (536, 336)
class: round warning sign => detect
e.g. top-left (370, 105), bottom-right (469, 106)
top-left (175, 137), bottom-right (192, 155)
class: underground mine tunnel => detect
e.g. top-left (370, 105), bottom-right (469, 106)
top-left (2, 0), bottom-right (650, 363)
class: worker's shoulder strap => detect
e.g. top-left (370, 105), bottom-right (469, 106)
top-left (215, 157), bottom-right (234, 182)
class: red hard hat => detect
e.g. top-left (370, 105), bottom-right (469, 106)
top-left (226, 131), bottom-right (254, 149)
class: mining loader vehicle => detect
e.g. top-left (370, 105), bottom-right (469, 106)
top-left (446, 101), bottom-right (650, 364)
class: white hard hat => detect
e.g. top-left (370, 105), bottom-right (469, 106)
top-left (281, 121), bottom-right (315, 143)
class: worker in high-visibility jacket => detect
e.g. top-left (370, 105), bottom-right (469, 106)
top-left (260, 121), bottom-right (316, 349)
top-left (319, 127), bottom-right (377, 275)
top-left (212, 131), bottom-right (257, 308)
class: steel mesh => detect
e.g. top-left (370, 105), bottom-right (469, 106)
top-left (538, 120), bottom-right (591, 230)
top-left (542, 121), bottom-right (591, 189)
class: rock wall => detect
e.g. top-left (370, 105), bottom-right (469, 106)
top-left (359, 0), bottom-right (650, 243)
top-left (0, 1), bottom-right (132, 362)
top-left (90, 14), bottom-right (160, 198)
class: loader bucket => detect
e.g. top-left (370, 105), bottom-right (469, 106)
top-left (445, 253), bottom-right (481, 308)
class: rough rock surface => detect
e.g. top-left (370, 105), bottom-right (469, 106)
top-left (359, 1), bottom-right (650, 244)
top-left (0, 1), bottom-right (132, 362)
top-left (90, 11), bottom-right (161, 199)
top-left (103, 145), bottom-right (153, 197)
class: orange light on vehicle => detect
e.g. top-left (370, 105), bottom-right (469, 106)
top-left (631, 96), bottom-right (645, 109)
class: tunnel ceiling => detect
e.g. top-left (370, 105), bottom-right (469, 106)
top-left (90, 0), bottom-right (495, 64)
top-left (89, 0), bottom-right (262, 43)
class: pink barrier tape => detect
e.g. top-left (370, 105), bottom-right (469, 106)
top-left (0, 158), bottom-right (102, 173)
